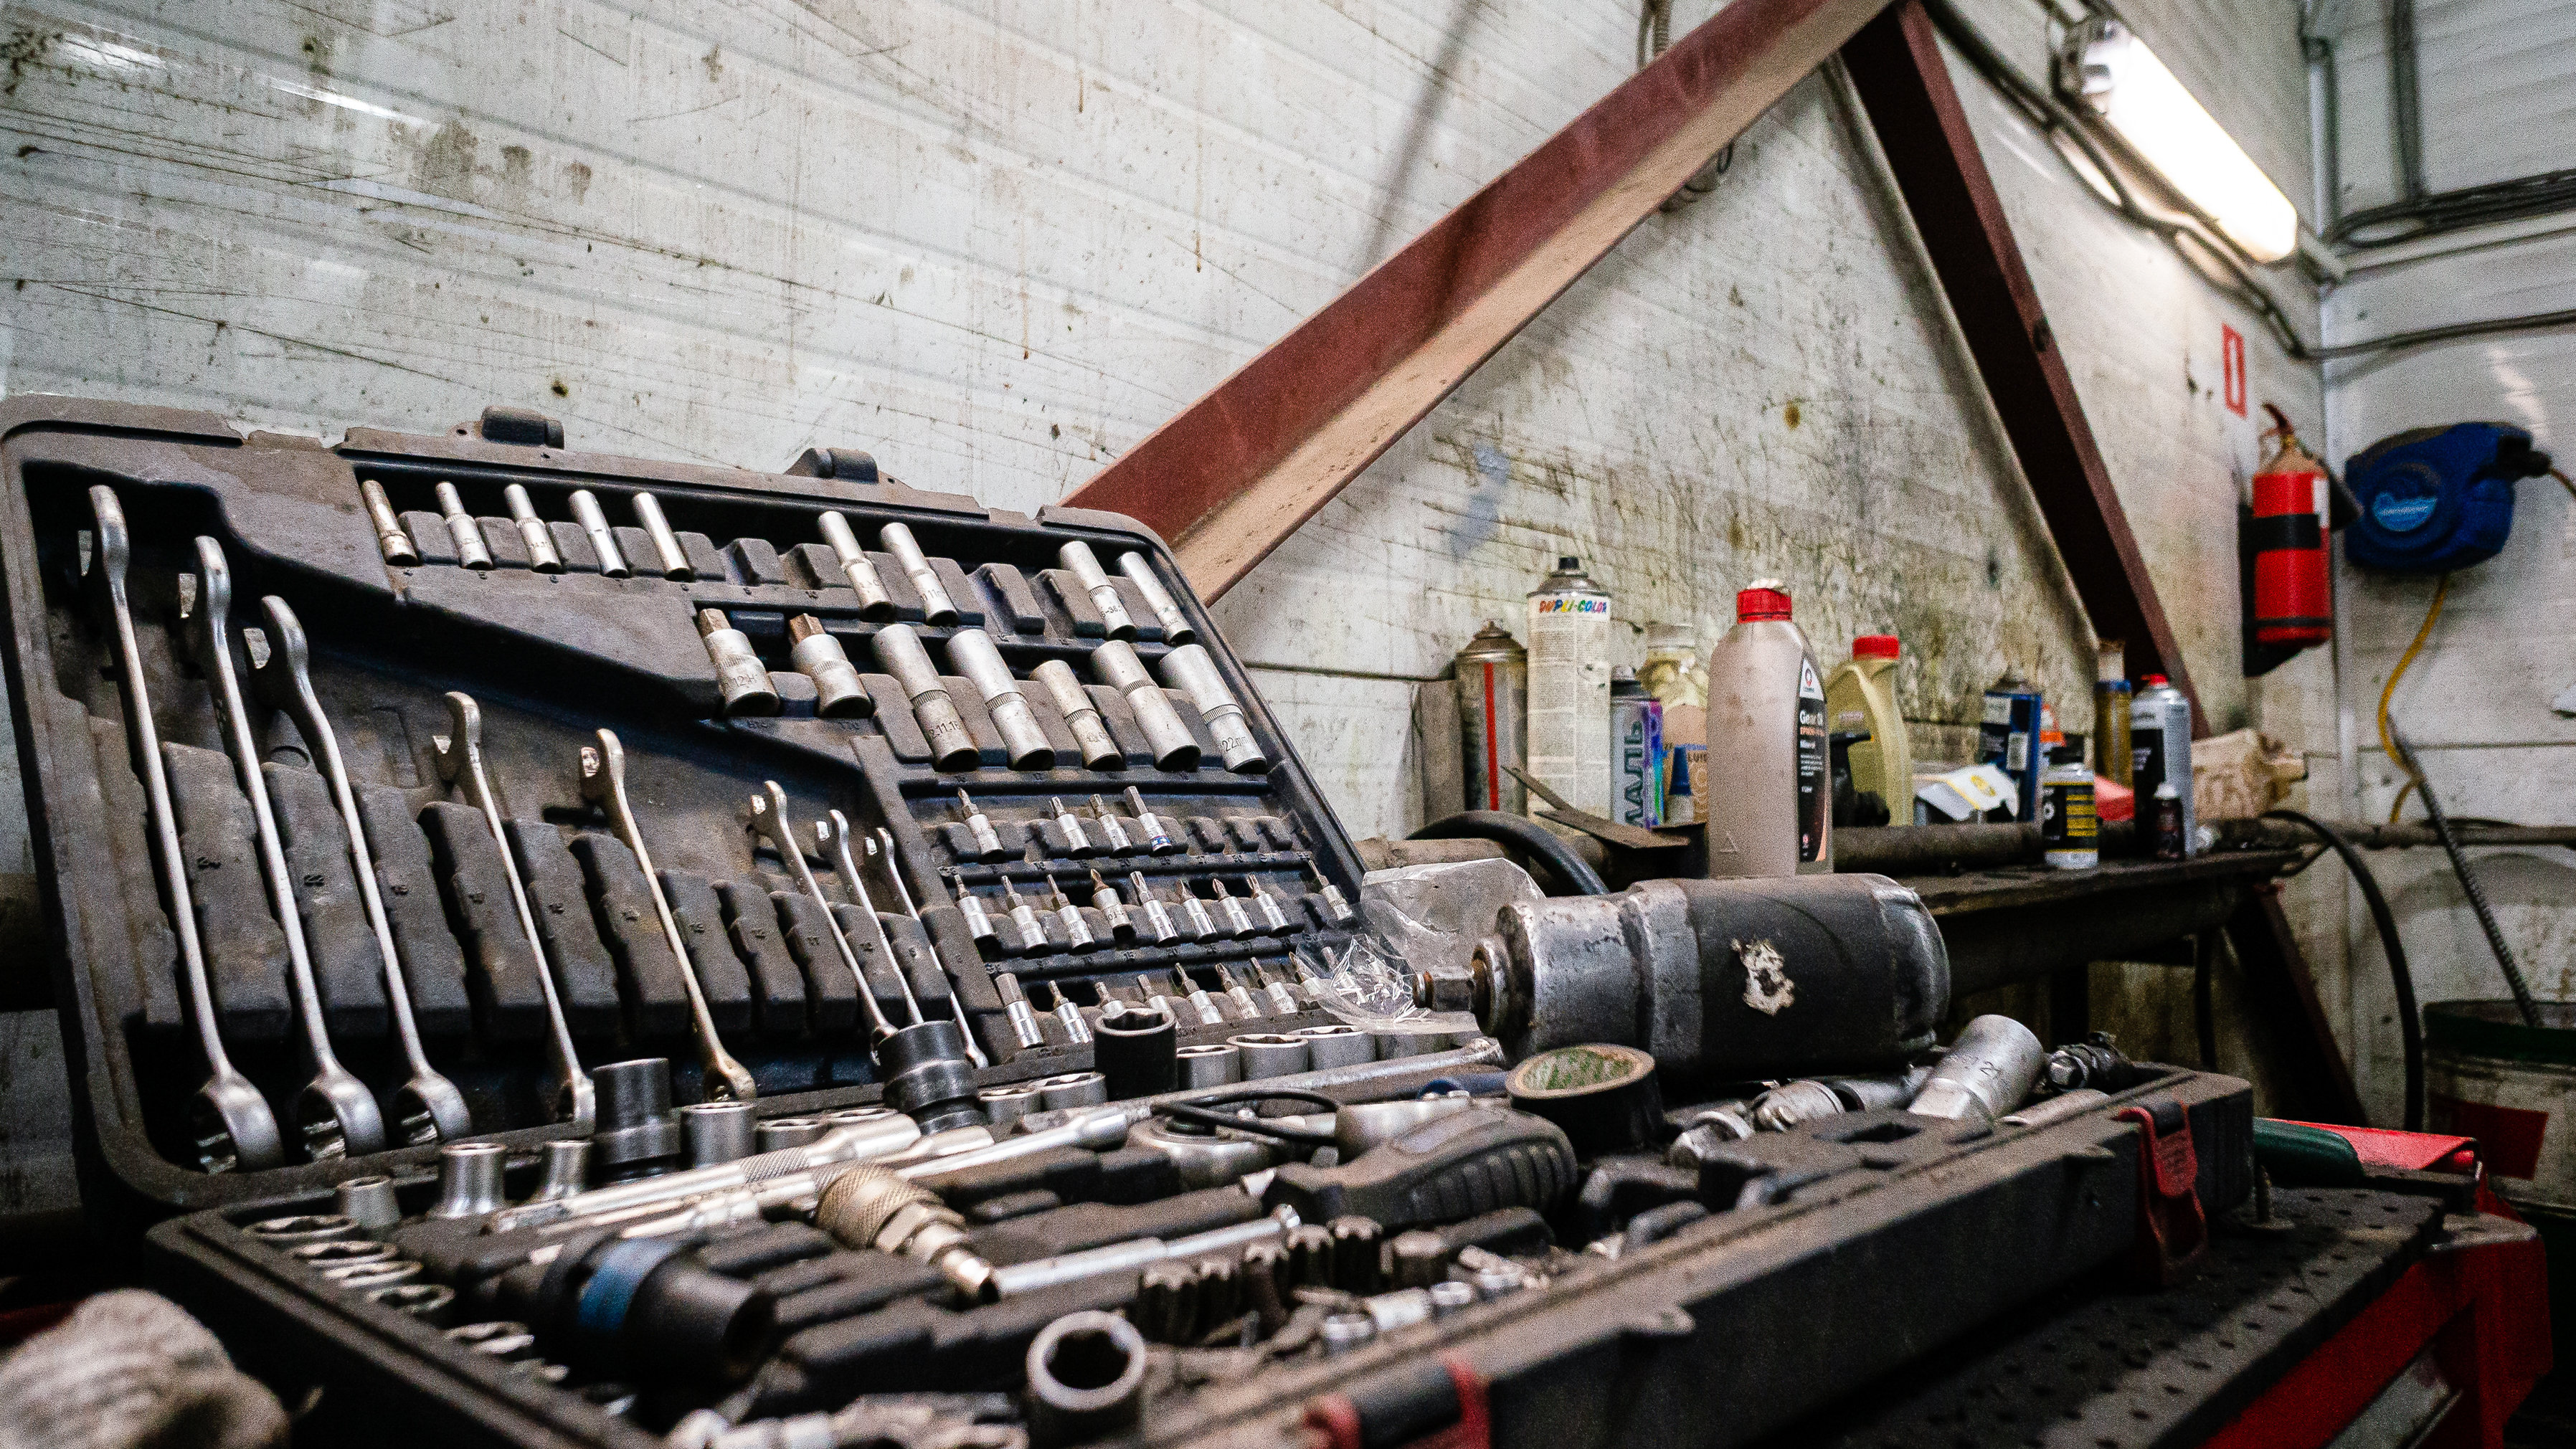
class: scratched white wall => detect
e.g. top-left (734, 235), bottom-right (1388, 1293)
top-left (0, 0), bottom-right (2335, 1134)
top-left (2315, 0), bottom-right (2576, 1124)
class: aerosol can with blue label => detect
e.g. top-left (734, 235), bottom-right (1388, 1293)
top-left (1610, 667), bottom-right (1664, 827)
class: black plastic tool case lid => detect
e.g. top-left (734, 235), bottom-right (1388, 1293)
top-left (0, 394), bottom-right (1365, 1222)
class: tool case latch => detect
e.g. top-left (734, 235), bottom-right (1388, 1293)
top-left (1304, 1354), bottom-right (1491, 1449)
top-left (2116, 1098), bottom-right (2209, 1286)
top-left (475, 404), bottom-right (564, 447)
top-left (784, 447), bottom-right (881, 483)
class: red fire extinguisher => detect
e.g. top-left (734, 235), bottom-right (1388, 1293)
top-left (2250, 404), bottom-right (2332, 648)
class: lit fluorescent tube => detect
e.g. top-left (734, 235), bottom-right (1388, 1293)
top-left (2062, 22), bottom-right (2299, 263)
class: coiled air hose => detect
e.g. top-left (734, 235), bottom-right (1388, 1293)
top-left (2262, 810), bottom-right (2424, 1130)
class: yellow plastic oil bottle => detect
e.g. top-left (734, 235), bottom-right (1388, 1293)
top-left (1822, 634), bottom-right (1911, 824)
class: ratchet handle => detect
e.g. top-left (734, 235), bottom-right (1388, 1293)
top-left (1261, 1108), bottom-right (1577, 1230)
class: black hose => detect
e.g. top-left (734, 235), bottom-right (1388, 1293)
top-left (2387, 723), bottom-right (2542, 1028)
top-left (2263, 810), bottom-right (2424, 1131)
top-left (1408, 812), bottom-right (1609, 895)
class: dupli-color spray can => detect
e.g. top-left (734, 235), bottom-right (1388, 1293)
top-left (1525, 556), bottom-right (1614, 816)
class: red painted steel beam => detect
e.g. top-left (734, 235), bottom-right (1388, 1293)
top-left (1838, 1), bottom-right (2200, 721)
top-left (1060, 0), bottom-right (1892, 600)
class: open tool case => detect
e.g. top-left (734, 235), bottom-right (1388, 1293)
top-left (4, 396), bottom-right (2264, 1449)
top-left (0, 394), bottom-right (1365, 1218)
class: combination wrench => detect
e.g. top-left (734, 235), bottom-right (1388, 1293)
top-left (822, 811), bottom-right (925, 1029)
top-left (433, 693), bottom-right (596, 1131)
top-left (248, 597), bottom-right (471, 1146)
top-left (86, 488), bottom-right (283, 1172)
top-left (578, 729), bottom-right (756, 1103)
top-left (876, 827), bottom-right (988, 1068)
top-left (187, 538), bottom-right (387, 1161)
top-left (747, 782), bottom-right (895, 1045)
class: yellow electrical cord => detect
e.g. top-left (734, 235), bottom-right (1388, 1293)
top-left (2378, 574), bottom-right (2451, 822)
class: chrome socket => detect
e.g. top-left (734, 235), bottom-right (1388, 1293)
top-left (529, 1139), bottom-right (590, 1201)
top-left (1052, 987), bottom-right (1092, 1044)
top-left (1210, 881), bottom-right (1259, 941)
top-left (1092, 875), bottom-right (1135, 939)
top-left (997, 974), bottom-right (1046, 1049)
top-left (1052, 892), bottom-right (1096, 953)
top-left (878, 521), bottom-right (958, 624)
top-left (1179, 977), bottom-right (1226, 1026)
top-left (434, 482), bottom-right (493, 569)
top-left (815, 510), bottom-right (898, 619)
top-left (683, 1100), bottom-right (757, 1166)
top-left (1160, 645), bottom-right (1269, 774)
top-left (957, 791), bottom-right (1005, 858)
top-left (290, 1239), bottom-right (397, 1273)
top-left (1293, 1024), bottom-right (1375, 1070)
top-left (427, 1141), bottom-right (508, 1220)
top-left (1909, 1015), bottom-right (2045, 1126)
top-left (980, 1083), bottom-right (1042, 1126)
top-left (1117, 551), bottom-right (1194, 643)
top-left (947, 629), bottom-right (1052, 767)
top-left (1058, 541), bottom-right (1137, 639)
top-left (1216, 964), bottom-right (1264, 1019)
top-left (1090, 641), bottom-right (1201, 771)
top-left (361, 480), bottom-right (418, 566)
top-left (1247, 880), bottom-right (1293, 935)
top-left (871, 624), bottom-right (978, 770)
top-left (1130, 873), bottom-right (1180, 944)
top-left (955, 883), bottom-right (999, 944)
top-left (335, 1175), bottom-right (403, 1231)
top-left (1231, 1033), bottom-right (1310, 1079)
top-left (786, 614), bottom-right (871, 718)
top-left (754, 1117), bottom-right (826, 1151)
top-left (1000, 880), bottom-right (1046, 952)
top-left (1089, 798), bottom-right (1133, 852)
top-left (1036, 1071), bottom-right (1109, 1111)
top-left (697, 609), bottom-right (781, 717)
top-left (1254, 964), bottom-right (1303, 1016)
top-left (1176, 888), bottom-right (1223, 943)
top-left (1176, 1042), bottom-right (1243, 1088)
top-left (631, 491), bottom-right (693, 579)
top-left (1033, 660), bottom-right (1123, 769)
top-left (503, 484), bottom-right (562, 572)
top-left (568, 489), bottom-right (630, 577)
top-left (1048, 797), bottom-right (1092, 853)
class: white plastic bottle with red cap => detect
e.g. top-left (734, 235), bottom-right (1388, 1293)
top-left (1706, 579), bottom-right (1830, 877)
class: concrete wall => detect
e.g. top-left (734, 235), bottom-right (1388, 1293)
top-left (2314, 1), bottom-right (2576, 1124)
top-left (1, 1), bottom-right (2334, 1116)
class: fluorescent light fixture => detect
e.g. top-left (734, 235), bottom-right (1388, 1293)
top-left (2061, 22), bottom-right (2299, 263)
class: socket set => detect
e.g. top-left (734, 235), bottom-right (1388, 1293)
top-left (0, 398), bottom-right (1368, 1215)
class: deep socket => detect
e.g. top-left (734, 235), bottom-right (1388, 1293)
top-left (568, 489), bottom-right (630, 577)
top-left (814, 510), bottom-right (899, 619)
top-left (870, 624), bottom-right (978, 770)
top-left (947, 628), bottom-right (1052, 767)
top-left (503, 484), bottom-right (563, 571)
top-left (361, 480), bottom-right (418, 566)
top-left (878, 521), bottom-right (958, 624)
top-left (697, 609), bottom-right (781, 716)
top-left (1058, 541), bottom-right (1137, 639)
top-left (1032, 660), bottom-right (1124, 769)
top-left (1089, 641), bottom-right (1201, 771)
top-left (786, 614), bottom-right (870, 718)
top-left (434, 482), bottom-right (493, 569)
top-left (1117, 551), bottom-right (1195, 643)
top-left (630, 491), bottom-right (693, 579)
top-left (1160, 645), bottom-right (1269, 774)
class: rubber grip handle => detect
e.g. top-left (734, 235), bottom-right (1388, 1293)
top-left (1262, 1108), bottom-right (1578, 1230)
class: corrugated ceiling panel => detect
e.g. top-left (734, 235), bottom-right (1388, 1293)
top-left (2328, 0), bottom-right (2576, 219)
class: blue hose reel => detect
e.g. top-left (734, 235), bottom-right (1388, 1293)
top-left (2344, 422), bottom-right (2554, 574)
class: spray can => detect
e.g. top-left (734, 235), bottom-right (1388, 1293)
top-left (1640, 622), bottom-right (1705, 825)
top-left (1452, 622), bottom-right (1528, 815)
top-left (2131, 674), bottom-right (2196, 856)
top-left (1609, 667), bottom-right (1664, 827)
top-left (2151, 779), bottom-right (2186, 860)
top-left (1525, 557), bottom-right (1614, 817)
top-left (2093, 641), bottom-right (2133, 788)
top-left (1976, 670), bottom-right (2045, 822)
top-left (1705, 580), bottom-right (1828, 878)
top-left (2040, 741), bottom-right (2098, 870)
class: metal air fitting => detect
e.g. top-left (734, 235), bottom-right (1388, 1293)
top-left (786, 615), bottom-right (869, 718)
top-left (1158, 644), bottom-right (1269, 774)
top-left (815, 1165), bottom-right (996, 1300)
top-left (698, 609), bottom-right (781, 717)
top-left (947, 628), bottom-right (1051, 767)
top-left (871, 624), bottom-right (978, 771)
top-left (1057, 541), bottom-right (1136, 639)
top-left (1089, 641), bottom-right (1201, 771)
